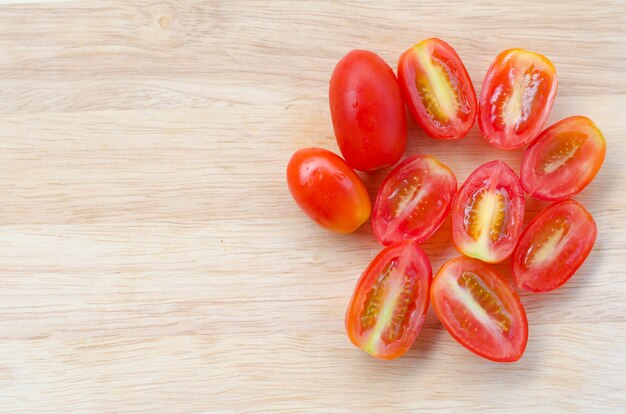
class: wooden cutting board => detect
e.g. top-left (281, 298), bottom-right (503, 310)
top-left (0, 1), bottom-right (624, 412)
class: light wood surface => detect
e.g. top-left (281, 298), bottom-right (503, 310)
top-left (0, 1), bottom-right (624, 412)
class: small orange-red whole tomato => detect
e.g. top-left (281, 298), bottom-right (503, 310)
top-left (329, 50), bottom-right (407, 172)
top-left (478, 49), bottom-right (558, 149)
top-left (512, 199), bottom-right (596, 292)
top-left (521, 116), bottom-right (606, 201)
top-left (398, 38), bottom-right (477, 140)
top-left (345, 241), bottom-right (432, 360)
top-left (372, 155), bottom-right (457, 246)
top-left (287, 147), bottom-right (371, 234)
top-left (451, 160), bottom-right (525, 263)
top-left (431, 256), bottom-right (528, 362)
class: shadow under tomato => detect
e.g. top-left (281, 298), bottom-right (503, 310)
top-left (358, 166), bottom-right (393, 205)
top-left (403, 308), bottom-right (446, 360)
top-left (418, 215), bottom-right (458, 272)
top-left (402, 108), bottom-right (526, 177)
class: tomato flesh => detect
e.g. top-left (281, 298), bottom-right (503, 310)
top-left (478, 49), bottom-right (557, 149)
top-left (372, 155), bottom-right (457, 246)
top-left (398, 38), bottom-right (477, 140)
top-left (521, 116), bottom-right (606, 201)
top-left (451, 160), bottom-right (525, 263)
top-left (512, 199), bottom-right (596, 292)
top-left (286, 147), bottom-right (371, 234)
top-left (345, 241), bottom-right (432, 360)
top-left (431, 256), bottom-right (528, 362)
top-left (329, 50), bottom-right (407, 171)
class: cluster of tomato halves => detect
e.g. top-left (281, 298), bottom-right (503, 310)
top-left (287, 38), bottom-right (605, 362)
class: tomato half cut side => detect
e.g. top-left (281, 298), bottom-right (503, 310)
top-left (398, 38), bottom-right (477, 140)
top-left (329, 50), bottom-right (407, 171)
top-left (431, 256), bottom-right (528, 362)
top-left (372, 155), bottom-right (457, 246)
top-left (451, 160), bottom-right (525, 263)
top-left (512, 199), bottom-right (596, 292)
top-left (521, 116), bottom-right (606, 201)
top-left (478, 49), bottom-right (557, 149)
top-left (286, 147), bottom-right (371, 234)
top-left (345, 241), bottom-right (432, 360)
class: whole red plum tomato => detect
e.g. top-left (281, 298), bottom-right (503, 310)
top-left (329, 50), bottom-right (407, 172)
top-left (287, 147), bottom-right (371, 234)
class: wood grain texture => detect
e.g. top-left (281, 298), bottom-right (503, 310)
top-left (0, 0), bottom-right (624, 412)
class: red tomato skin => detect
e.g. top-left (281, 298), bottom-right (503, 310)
top-left (329, 50), bottom-right (407, 172)
top-left (478, 49), bottom-right (558, 149)
top-left (345, 241), bottom-right (432, 360)
top-left (512, 199), bottom-right (597, 292)
top-left (286, 147), bottom-right (371, 234)
top-left (451, 160), bottom-right (525, 263)
top-left (521, 116), bottom-right (606, 201)
top-left (398, 38), bottom-right (477, 140)
top-left (372, 155), bottom-right (457, 246)
top-left (431, 256), bottom-right (528, 362)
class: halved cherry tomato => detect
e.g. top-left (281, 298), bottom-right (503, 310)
top-left (398, 38), bottom-right (477, 140)
top-left (329, 50), bottom-right (407, 171)
top-left (372, 155), bottom-right (457, 246)
top-left (345, 241), bottom-right (432, 360)
top-left (451, 160), bottom-right (525, 263)
top-left (521, 116), bottom-right (606, 201)
top-left (512, 199), bottom-right (596, 292)
top-left (287, 147), bottom-right (371, 234)
top-left (478, 49), bottom-right (558, 149)
top-left (431, 256), bottom-right (528, 362)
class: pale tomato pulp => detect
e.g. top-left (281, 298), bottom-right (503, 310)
top-left (479, 49), bottom-right (557, 149)
top-left (512, 199), bottom-right (596, 292)
top-left (398, 38), bottom-right (477, 140)
top-left (451, 160), bottom-right (525, 263)
top-left (345, 241), bottom-right (432, 360)
top-left (431, 256), bottom-right (528, 362)
top-left (372, 155), bottom-right (457, 246)
top-left (521, 116), bottom-right (606, 201)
